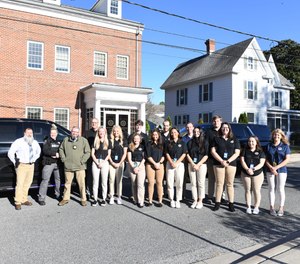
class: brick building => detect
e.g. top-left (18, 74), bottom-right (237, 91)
top-left (0, 0), bottom-right (152, 134)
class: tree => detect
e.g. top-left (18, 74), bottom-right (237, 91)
top-left (264, 39), bottom-right (300, 109)
top-left (238, 112), bottom-right (248, 123)
top-left (159, 101), bottom-right (165, 105)
top-left (166, 115), bottom-right (172, 127)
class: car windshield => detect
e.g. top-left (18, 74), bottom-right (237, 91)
top-left (248, 124), bottom-right (271, 141)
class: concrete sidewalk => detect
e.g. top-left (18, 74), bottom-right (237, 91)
top-left (202, 231), bottom-right (300, 263)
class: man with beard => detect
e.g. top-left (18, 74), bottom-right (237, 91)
top-left (8, 128), bottom-right (41, 210)
top-left (58, 126), bottom-right (90, 206)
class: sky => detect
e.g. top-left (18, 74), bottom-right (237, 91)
top-left (62, 0), bottom-right (300, 104)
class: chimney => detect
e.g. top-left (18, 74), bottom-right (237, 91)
top-left (205, 39), bottom-right (215, 54)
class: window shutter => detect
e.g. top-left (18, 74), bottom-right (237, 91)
top-left (254, 82), bottom-right (258, 100)
top-left (254, 58), bottom-right (257, 70)
top-left (198, 113), bottom-right (202, 122)
top-left (174, 116), bottom-right (177, 126)
top-left (199, 85), bottom-right (202, 103)
top-left (209, 82), bottom-right (213, 101)
top-left (244, 81), bottom-right (248, 99)
top-left (271, 91), bottom-right (274, 106)
top-left (209, 112), bottom-right (212, 122)
top-left (244, 57), bottom-right (248, 69)
top-left (280, 92), bottom-right (282, 107)
top-left (187, 115), bottom-right (190, 123)
top-left (176, 90), bottom-right (179, 106)
top-left (184, 88), bottom-right (188, 105)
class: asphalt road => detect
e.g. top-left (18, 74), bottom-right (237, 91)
top-left (0, 157), bottom-right (299, 264)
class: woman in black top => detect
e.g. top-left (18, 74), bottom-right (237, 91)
top-left (165, 128), bottom-right (187, 209)
top-left (211, 122), bottom-right (240, 212)
top-left (240, 136), bottom-right (265, 215)
top-left (108, 125), bottom-right (128, 205)
top-left (186, 127), bottom-right (209, 209)
top-left (91, 127), bottom-right (111, 207)
top-left (145, 129), bottom-right (165, 207)
top-left (127, 133), bottom-right (146, 208)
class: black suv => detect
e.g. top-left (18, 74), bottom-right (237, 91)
top-left (0, 118), bottom-right (70, 191)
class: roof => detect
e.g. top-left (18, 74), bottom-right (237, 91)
top-left (277, 72), bottom-right (294, 88)
top-left (161, 38), bottom-right (254, 89)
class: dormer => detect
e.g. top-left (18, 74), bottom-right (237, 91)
top-left (91, 0), bottom-right (122, 19)
top-left (43, 0), bottom-right (61, 6)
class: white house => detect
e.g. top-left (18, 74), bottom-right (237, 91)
top-left (161, 38), bottom-right (300, 135)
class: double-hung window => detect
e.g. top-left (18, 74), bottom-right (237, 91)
top-left (27, 41), bottom-right (44, 70)
top-left (54, 108), bottom-right (69, 129)
top-left (116, 55), bottom-right (129, 79)
top-left (176, 88), bottom-right (188, 106)
top-left (94, 52), bottom-right (107, 77)
top-left (244, 81), bottom-right (257, 100)
top-left (199, 83), bottom-right (213, 102)
top-left (110, 0), bottom-right (119, 15)
top-left (26, 106), bottom-right (42, 119)
top-left (55, 45), bottom-right (70, 73)
top-left (273, 91), bottom-right (282, 107)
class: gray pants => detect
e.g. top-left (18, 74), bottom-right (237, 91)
top-left (38, 163), bottom-right (61, 201)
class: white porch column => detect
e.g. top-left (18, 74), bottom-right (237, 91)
top-left (94, 100), bottom-right (101, 122)
top-left (140, 102), bottom-right (146, 132)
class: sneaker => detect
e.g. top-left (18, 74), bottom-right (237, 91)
top-left (58, 200), bottom-right (69, 206)
top-left (175, 201), bottom-right (181, 209)
top-left (277, 210), bottom-right (284, 217)
top-left (117, 197), bottom-right (122, 205)
top-left (100, 200), bottom-right (106, 207)
top-left (246, 207), bottom-right (252, 214)
top-left (91, 201), bottom-right (98, 207)
top-left (170, 200), bottom-right (175, 208)
top-left (196, 202), bottom-right (203, 209)
top-left (270, 209), bottom-right (277, 216)
top-left (252, 207), bottom-right (259, 215)
top-left (221, 198), bottom-right (228, 205)
top-left (39, 201), bottom-right (46, 206)
top-left (190, 201), bottom-right (197, 209)
top-left (228, 202), bottom-right (235, 212)
top-left (109, 197), bottom-right (115, 205)
top-left (157, 202), bottom-right (163, 208)
top-left (137, 203), bottom-right (144, 208)
top-left (204, 197), bottom-right (213, 205)
top-left (213, 202), bottom-right (220, 211)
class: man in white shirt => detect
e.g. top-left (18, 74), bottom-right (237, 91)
top-left (8, 128), bottom-right (41, 210)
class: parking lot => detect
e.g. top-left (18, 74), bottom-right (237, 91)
top-left (0, 155), bottom-right (299, 264)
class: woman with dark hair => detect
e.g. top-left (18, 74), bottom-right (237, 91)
top-left (211, 122), bottom-right (240, 212)
top-left (186, 127), bottom-right (209, 209)
top-left (145, 129), bottom-right (165, 207)
top-left (127, 133), bottom-right (146, 208)
top-left (165, 127), bottom-right (187, 208)
top-left (240, 136), bottom-right (266, 214)
top-left (265, 128), bottom-right (290, 217)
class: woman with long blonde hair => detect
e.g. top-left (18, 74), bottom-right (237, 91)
top-left (91, 127), bottom-right (111, 206)
top-left (108, 125), bottom-right (128, 205)
top-left (265, 128), bottom-right (290, 216)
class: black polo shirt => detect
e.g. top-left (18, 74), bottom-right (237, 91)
top-left (128, 144), bottom-right (145, 162)
top-left (241, 148), bottom-right (265, 176)
top-left (165, 140), bottom-right (187, 161)
top-left (187, 138), bottom-right (209, 164)
top-left (205, 127), bottom-right (219, 159)
top-left (110, 139), bottom-right (128, 163)
top-left (93, 141), bottom-right (112, 160)
top-left (212, 136), bottom-right (240, 166)
top-left (145, 141), bottom-right (164, 163)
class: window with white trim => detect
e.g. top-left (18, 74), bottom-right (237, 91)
top-left (110, 0), bottom-right (119, 15)
top-left (176, 88), bottom-right (188, 106)
top-left (273, 91), bottom-right (282, 107)
top-left (199, 112), bottom-right (212, 123)
top-left (244, 56), bottom-right (257, 71)
top-left (26, 106), bottom-right (42, 119)
top-left (27, 41), bottom-right (44, 70)
top-left (54, 108), bottom-right (69, 129)
top-left (247, 113), bottom-right (255, 123)
top-left (199, 82), bottom-right (213, 102)
top-left (244, 81), bottom-right (257, 100)
top-left (116, 55), bottom-right (128, 79)
top-left (94, 52), bottom-right (107, 77)
top-left (55, 45), bottom-right (70, 72)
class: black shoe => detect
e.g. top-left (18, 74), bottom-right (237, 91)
top-left (204, 197), bottom-right (213, 205)
top-left (39, 201), bottom-right (46, 206)
top-left (147, 202), bottom-right (153, 207)
top-left (221, 198), bottom-right (228, 205)
top-left (137, 203), bottom-right (144, 208)
top-left (91, 201), bottom-right (98, 207)
top-left (157, 202), bottom-right (163, 207)
top-left (213, 202), bottom-right (220, 211)
top-left (229, 203), bottom-right (235, 212)
top-left (100, 200), bottom-right (106, 207)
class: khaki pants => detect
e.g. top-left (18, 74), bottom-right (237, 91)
top-left (109, 163), bottom-right (124, 197)
top-left (146, 163), bottom-right (164, 203)
top-left (63, 170), bottom-right (86, 201)
top-left (241, 172), bottom-right (264, 208)
top-left (214, 165), bottom-right (236, 203)
top-left (188, 163), bottom-right (207, 201)
top-left (15, 163), bottom-right (34, 205)
top-left (166, 161), bottom-right (185, 202)
top-left (130, 163), bottom-right (146, 205)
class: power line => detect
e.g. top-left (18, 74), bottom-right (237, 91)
top-left (122, 0), bottom-right (281, 43)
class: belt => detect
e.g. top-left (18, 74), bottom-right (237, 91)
top-left (20, 162), bottom-right (34, 165)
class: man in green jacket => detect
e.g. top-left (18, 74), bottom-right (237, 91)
top-left (58, 126), bottom-right (91, 206)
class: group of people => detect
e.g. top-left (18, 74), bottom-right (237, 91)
top-left (7, 115), bottom-right (290, 217)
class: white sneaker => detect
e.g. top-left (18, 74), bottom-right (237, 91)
top-left (196, 202), bottom-right (203, 209)
top-left (175, 201), bottom-right (181, 209)
top-left (246, 207), bottom-right (252, 214)
top-left (117, 197), bottom-right (122, 205)
top-left (170, 200), bottom-right (175, 208)
top-left (109, 197), bottom-right (114, 205)
top-left (253, 207), bottom-right (259, 215)
top-left (190, 201), bottom-right (197, 209)
top-left (277, 209), bottom-right (284, 217)
top-left (270, 209), bottom-right (277, 216)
